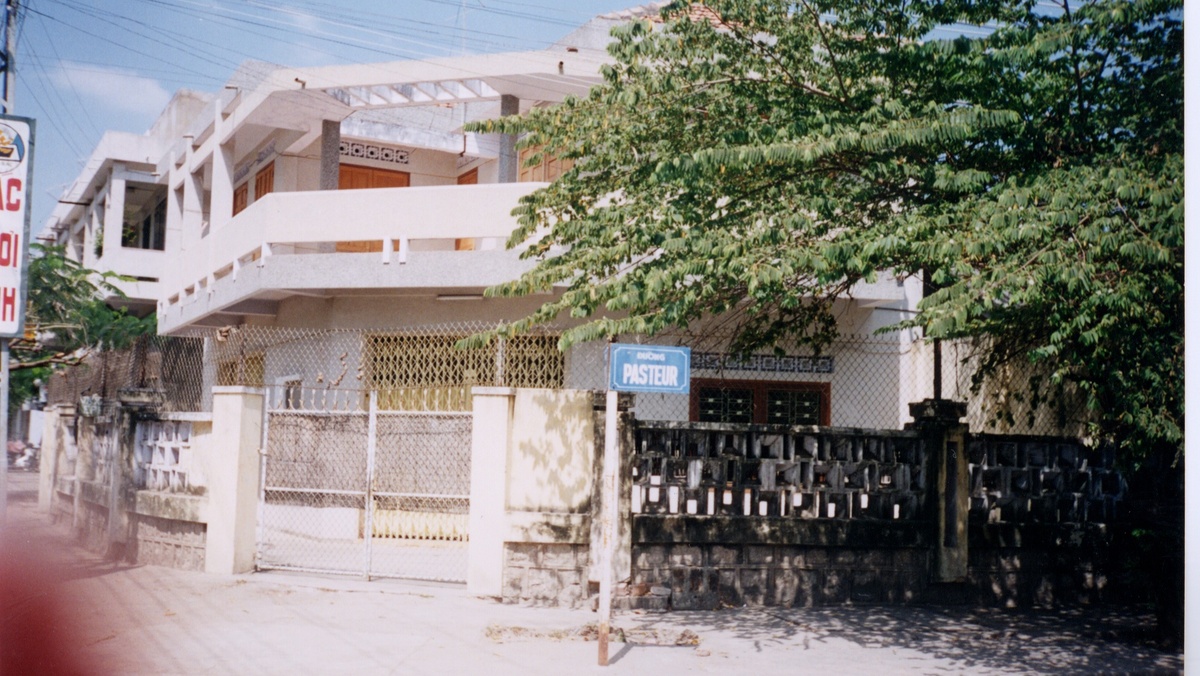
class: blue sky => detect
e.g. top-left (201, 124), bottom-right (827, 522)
top-left (13, 0), bottom-right (641, 235)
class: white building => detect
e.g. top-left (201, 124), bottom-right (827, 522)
top-left (44, 7), bottom-right (932, 431)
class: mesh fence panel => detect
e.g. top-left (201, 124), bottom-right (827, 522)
top-left (596, 331), bottom-right (1091, 438)
top-left (370, 412), bottom-right (472, 581)
top-left (43, 322), bottom-right (1088, 438)
top-left (259, 390), bottom-right (473, 581)
top-left (259, 411), bottom-right (370, 575)
top-left (45, 335), bottom-right (210, 413)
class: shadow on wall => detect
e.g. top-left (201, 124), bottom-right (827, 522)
top-left (622, 605), bottom-right (1181, 673)
top-left (507, 389), bottom-right (594, 514)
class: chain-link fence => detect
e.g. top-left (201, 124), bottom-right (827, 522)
top-left (42, 323), bottom-right (1088, 438)
top-left (258, 391), bottom-right (474, 582)
top-left (45, 335), bottom-right (209, 413)
top-left (602, 330), bottom-right (1091, 438)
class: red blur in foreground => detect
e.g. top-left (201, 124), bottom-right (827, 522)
top-left (0, 535), bottom-right (96, 675)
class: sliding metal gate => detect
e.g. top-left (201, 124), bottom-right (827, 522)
top-left (256, 390), bottom-right (471, 582)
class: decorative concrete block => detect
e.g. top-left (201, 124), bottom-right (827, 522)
top-left (541, 545), bottom-right (577, 569)
top-left (747, 545), bottom-right (775, 564)
top-left (669, 545), bottom-right (703, 567)
top-left (556, 571), bottom-right (584, 608)
top-left (851, 570), bottom-right (882, 603)
top-left (635, 546), bottom-right (668, 569)
top-left (506, 544), bottom-right (536, 566)
top-left (792, 570), bottom-right (818, 607)
top-left (717, 569), bottom-right (740, 606)
top-left (740, 569), bottom-right (768, 605)
top-left (818, 569), bottom-right (846, 604)
top-left (709, 545), bottom-right (740, 566)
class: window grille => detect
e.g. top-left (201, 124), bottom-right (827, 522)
top-left (365, 333), bottom-right (564, 411)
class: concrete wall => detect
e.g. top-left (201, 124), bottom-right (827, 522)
top-left (36, 390), bottom-right (264, 576)
top-left (468, 387), bottom-right (597, 604)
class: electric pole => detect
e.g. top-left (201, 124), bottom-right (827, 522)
top-left (0, 0), bottom-right (18, 525)
top-left (2, 0), bottom-right (15, 112)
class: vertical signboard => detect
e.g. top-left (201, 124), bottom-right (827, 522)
top-left (0, 114), bottom-right (31, 338)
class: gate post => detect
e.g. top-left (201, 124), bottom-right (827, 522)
top-left (206, 386), bottom-right (265, 574)
top-left (36, 405), bottom-right (66, 512)
top-left (909, 398), bottom-right (969, 582)
top-left (467, 387), bottom-right (515, 596)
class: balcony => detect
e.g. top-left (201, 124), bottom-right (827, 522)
top-left (159, 182), bottom-right (547, 333)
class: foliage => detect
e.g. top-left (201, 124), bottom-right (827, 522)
top-left (8, 243), bottom-right (156, 372)
top-left (466, 0), bottom-right (1182, 463)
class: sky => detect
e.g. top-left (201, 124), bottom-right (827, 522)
top-left (11, 0), bottom-right (642, 236)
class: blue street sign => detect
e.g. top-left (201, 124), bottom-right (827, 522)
top-left (608, 344), bottom-right (691, 394)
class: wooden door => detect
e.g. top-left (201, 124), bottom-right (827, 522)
top-left (337, 165), bottom-right (411, 251)
top-left (339, 165), bottom-right (410, 190)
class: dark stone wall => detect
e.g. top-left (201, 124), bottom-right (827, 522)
top-left (501, 543), bottom-right (591, 608)
top-left (497, 423), bottom-right (1133, 611)
top-left (631, 541), bottom-right (931, 609)
top-left (127, 513), bottom-right (208, 571)
top-left (627, 517), bottom-right (1117, 610)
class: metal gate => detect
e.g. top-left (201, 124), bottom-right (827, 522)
top-left (256, 389), bottom-right (472, 582)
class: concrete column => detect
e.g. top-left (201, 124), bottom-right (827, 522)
top-left (205, 386), bottom-right (264, 574)
top-left (103, 168), bottom-right (126, 258)
top-left (909, 398), bottom-right (969, 582)
top-left (36, 405), bottom-right (64, 511)
top-left (496, 94), bottom-right (520, 183)
top-left (589, 392), bottom-right (634, 586)
top-left (320, 119), bottom-right (341, 190)
top-left (467, 387), bottom-right (515, 596)
top-left (210, 142), bottom-right (235, 232)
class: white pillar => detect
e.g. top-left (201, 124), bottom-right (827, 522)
top-left (36, 406), bottom-right (63, 511)
top-left (204, 386), bottom-right (264, 574)
top-left (210, 141), bottom-right (235, 232)
top-left (103, 167), bottom-right (126, 258)
top-left (467, 387), bottom-right (515, 596)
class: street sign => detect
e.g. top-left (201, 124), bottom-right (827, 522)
top-left (608, 344), bottom-right (691, 394)
top-left (0, 114), bottom-right (32, 339)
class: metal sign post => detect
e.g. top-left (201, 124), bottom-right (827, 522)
top-left (0, 114), bottom-right (34, 526)
top-left (598, 344), bottom-right (690, 665)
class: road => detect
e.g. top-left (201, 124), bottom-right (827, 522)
top-left (1, 470), bottom-right (1183, 675)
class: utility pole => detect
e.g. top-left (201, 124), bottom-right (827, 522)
top-left (0, 0), bottom-right (18, 526)
top-left (3, 0), bottom-right (14, 113)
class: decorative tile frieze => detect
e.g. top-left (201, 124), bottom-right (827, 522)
top-left (340, 140), bottom-right (410, 165)
top-left (693, 352), bottom-right (835, 374)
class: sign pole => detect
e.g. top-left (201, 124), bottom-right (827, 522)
top-left (1, 338), bottom-right (7, 525)
top-left (0, 112), bottom-right (35, 527)
top-left (0, 0), bottom-right (15, 528)
top-left (597, 387), bottom-right (618, 666)
top-left (598, 343), bottom-right (689, 666)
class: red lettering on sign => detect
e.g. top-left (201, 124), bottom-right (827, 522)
top-left (2, 178), bottom-right (21, 212)
top-left (0, 232), bottom-right (16, 267)
top-left (1, 286), bottom-right (15, 322)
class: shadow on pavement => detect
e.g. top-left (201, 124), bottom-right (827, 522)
top-left (624, 604), bottom-right (1181, 674)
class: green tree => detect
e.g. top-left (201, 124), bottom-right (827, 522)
top-left (7, 244), bottom-right (156, 405)
top-left (469, 0), bottom-right (1182, 465)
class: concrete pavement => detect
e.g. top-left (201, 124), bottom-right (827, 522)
top-left (1, 470), bottom-right (1183, 675)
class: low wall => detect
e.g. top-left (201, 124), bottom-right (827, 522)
top-left (39, 404), bottom-right (214, 573)
top-left (476, 417), bottom-right (1131, 611)
top-left (470, 388), bottom-right (610, 608)
top-left (622, 427), bottom-right (1125, 611)
top-left (128, 513), bottom-right (208, 571)
top-left (502, 543), bottom-right (592, 607)
top-left (54, 477), bottom-right (210, 571)
top-left (966, 523), bottom-right (1115, 607)
top-left (632, 519), bottom-right (931, 609)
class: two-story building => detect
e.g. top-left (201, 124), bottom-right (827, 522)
top-left (45, 6), bottom-right (933, 432)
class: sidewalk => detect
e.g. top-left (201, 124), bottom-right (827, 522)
top-left (2, 471), bottom-right (1183, 675)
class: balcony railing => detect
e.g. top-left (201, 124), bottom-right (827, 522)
top-left (162, 182), bottom-right (546, 308)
